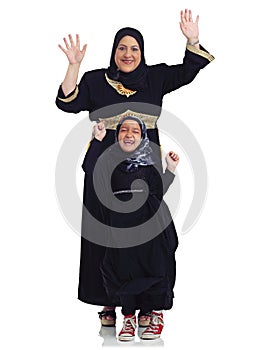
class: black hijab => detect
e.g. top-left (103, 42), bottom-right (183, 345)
top-left (106, 27), bottom-right (148, 90)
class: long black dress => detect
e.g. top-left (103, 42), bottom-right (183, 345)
top-left (98, 141), bottom-right (178, 314)
top-left (56, 45), bottom-right (214, 306)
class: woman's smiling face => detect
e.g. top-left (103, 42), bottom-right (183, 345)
top-left (114, 36), bottom-right (141, 73)
top-left (118, 119), bottom-right (142, 152)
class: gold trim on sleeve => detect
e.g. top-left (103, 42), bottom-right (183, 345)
top-left (86, 140), bottom-right (92, 151)
top-left (98, 109), bottom-right (158, 130)
top-left (57, 86), bottom-right (79, 103)
top-left (105, 73), bottom-right (137, 97)
top-left (186, 45), bottom-right (215, 62)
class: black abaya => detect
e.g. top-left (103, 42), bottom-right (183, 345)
top-left (56, 45), bottom-right (214, 306)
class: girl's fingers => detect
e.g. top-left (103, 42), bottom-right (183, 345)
top-left (97, 122), bottom-right (105, 130)
top-left (168, 152), bottom-right (179, 161)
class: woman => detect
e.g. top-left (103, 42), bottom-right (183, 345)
top-left (56, 9), bottom-right (214, 332)
top-left (89, 116), bottom-right (179, 340)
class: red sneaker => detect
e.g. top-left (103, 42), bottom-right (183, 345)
top-left (118, 314), bottom-right (136, 341)
top-left (140, 311), bottom-right (164, 340)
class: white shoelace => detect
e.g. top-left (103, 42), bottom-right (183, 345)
top-left (122, 317), bottom-right (136, 333)
top-left (151, 314), bottom-right (163, 325)
top-left (145, 314), bottom-right (164, 332)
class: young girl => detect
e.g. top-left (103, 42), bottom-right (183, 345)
top-left (88, 116), bottom-right (179, 341)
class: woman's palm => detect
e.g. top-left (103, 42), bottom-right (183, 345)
top-left (58, 34), bottom-right (87, 64)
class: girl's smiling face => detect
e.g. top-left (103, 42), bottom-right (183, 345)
top-left (118, 119), bottom-right (142, 152)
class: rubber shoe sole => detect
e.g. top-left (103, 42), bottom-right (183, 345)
top-left (141, 332), bottom-right (161, 340)
top-left (118, 334), bottom-right (135, 341)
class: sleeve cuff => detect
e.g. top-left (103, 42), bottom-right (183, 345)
top-left (186, 44), bottom-right (215, 62)
top-left (85, 137), bottom-right (103, 153)
top-left (57, 85), bottom-right (79, 103)
top-left (165, 168), bottom-right (176, 179)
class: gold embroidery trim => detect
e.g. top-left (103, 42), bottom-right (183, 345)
top-left (105, 73), bottom-right (137, 97)
top-left (57, 86), bottom-right (79, 103)
top-left (186, 45), bottom-right (215, 62)
top-left (98, 109), bottom-right (158, 130)
top-left (86, 140), bottom-right (92, 151)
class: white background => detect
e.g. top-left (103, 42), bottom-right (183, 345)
top-left (1, 0), bottom-right (263, 349)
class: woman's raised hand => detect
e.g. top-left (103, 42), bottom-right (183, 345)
top-left (58, 34), bottom-right (87, 65)
top-left (179, 9), bottom-right (199, 43)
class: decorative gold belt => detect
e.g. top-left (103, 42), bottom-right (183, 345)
top-left (98, 109), bottom-right (158, 130)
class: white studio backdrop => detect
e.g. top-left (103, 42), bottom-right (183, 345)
top-left (1, 0), bottom-right (263, 349)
